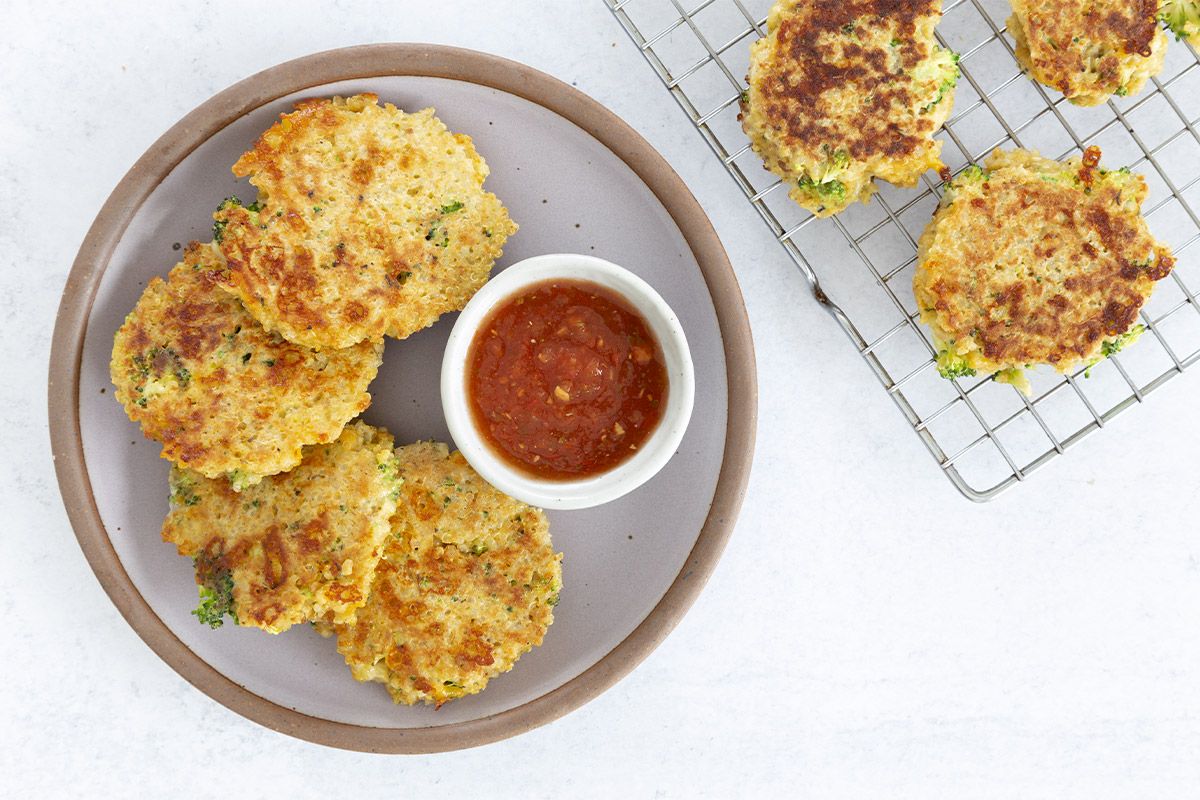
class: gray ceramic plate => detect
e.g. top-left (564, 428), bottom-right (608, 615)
top-left (49, 44), bottom-right (756, 753)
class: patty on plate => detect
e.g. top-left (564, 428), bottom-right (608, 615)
top-left (214, 93), bottom-right (517, 349)
top-left (319, 441), bottom-right (562, 706)
top-left (111, 241), bottom-right (382, 488)
top-left (161, 421), bottom-right (400, 633)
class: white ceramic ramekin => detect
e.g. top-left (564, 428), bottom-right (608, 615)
top-left (441, 254), bottom-right (695, 510)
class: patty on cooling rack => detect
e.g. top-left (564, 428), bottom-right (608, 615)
top-left (913, 147), bottom-right (1175, 394)
top-left (1008, 0), bottom-right (1168, 106)
top-left (162, 421), bottom-right (400, 634)
top-left (111, 241), bottom-right (383, 488)
top-left (317, 441), bottom-right (562, 707)
top-left (741, 0), bottom-right (959, 217)
top-left (213, 93), bottom-right (518, 350)
top-left (1160, 0), bottom-right (1200, 47)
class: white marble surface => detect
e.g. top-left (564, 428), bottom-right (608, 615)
top-left (3, 1), bottom-right (1199, 796)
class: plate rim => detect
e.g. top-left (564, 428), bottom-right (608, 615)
top-left (47, 43), bottom-right (757, 754)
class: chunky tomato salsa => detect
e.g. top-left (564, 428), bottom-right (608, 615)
top-left (466, 279), bottom-right (669, 480)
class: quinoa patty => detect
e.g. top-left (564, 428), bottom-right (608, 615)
top-left (1009, 0), bottom-right (1168, 106)
top-left (111, 241), bottom-right (382, 487)
top-left (742, 0), bottom-right (959, 216)
top-left (320, 442), bottom-right (561, 707)
top-left (914, 147), bottom-right (1175, 393)
top-left (162, 422), bottom-right (401, 634)
top-left (214, 94), bottom-right (517, 350)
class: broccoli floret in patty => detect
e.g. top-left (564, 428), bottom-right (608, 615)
top-left (1161, 0), bottom-right (1200, 45)
top-left (941, 164), bottom-right (990, 206)
top-left (192, 565), bottom-right (237, 629)
top-left (936, 348), bottom-right (976, 380)
top-left (916, 47), bottom-right (961, 114)
top-left (1101, 324), bottom-right (1145, 358)
top-left (212, 196), bottom-right (262, 242)
top-left (795, 172), bottom-right (848, 210)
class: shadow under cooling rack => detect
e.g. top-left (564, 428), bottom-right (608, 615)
top-left (607, 0), bottom-right (1200, 501)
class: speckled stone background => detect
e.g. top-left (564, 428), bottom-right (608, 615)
top-left (4, 1), bottom-right (1200, 797)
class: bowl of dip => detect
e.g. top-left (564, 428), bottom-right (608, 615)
top-left (441, 253), bottom-right (695, 509)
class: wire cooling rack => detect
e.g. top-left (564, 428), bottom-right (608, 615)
top-left (607, 0), bottom-right (1200, 500)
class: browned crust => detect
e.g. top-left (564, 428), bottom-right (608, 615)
top-left (47, 44), bottom-right (757, 754)
top-left (920, 148), bottom-right (1174, 368)
top-left (1018, 0), bottom-right (1159, 66)
top-left (215, 94), bottom-right (514, 349)
top-left (232, 94), bottom-right (379, 179)
top-left (757, 0), bottom-right (942, 162)
top-left (109, 241), bottom-right (381, 480)
top-left (161, 422), bottom-right (397, 634)
top-left (1010, 0), bottom-right (1162, 102)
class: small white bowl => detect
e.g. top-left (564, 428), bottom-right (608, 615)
top-left (441, 254), bottom-right (695, 510)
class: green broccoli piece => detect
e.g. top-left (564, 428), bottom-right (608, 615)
top-left (1082, 325), bottom-right (1146, 377)
top-left (423, 201), bottom-right (463, 245)
top-left (804, 145), bottom-right (853, 189)
top-left (1160, 0), bottom-right (1200, 45)
top-left (1101, 324), bottom-right (1145, 358)
top-left (211, 197), bottom-right (262, 242)
top-left (169, 474), bottom-right (200, 508)
top-left (916, 47), bottom-right (961, 114)
top-left (226, 469), bottom-right (255, 492)
top-left (797, 175), bottom-right (847, 204)
top-left (192, 567), bottom-right (237, 629)
top-left (820, 179), bottom-right (846, 201)
top-left (936, 348), bottom-right (976, 379)
top-left (958, 164), bottom-right (989, 183)
top-left (941, 165), bottom-right (988, 206)
top-left (994, 367), bottom-right (1032, 396)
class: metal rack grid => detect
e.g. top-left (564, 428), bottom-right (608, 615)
top-left (607, 0), bottom-right (1200, 500)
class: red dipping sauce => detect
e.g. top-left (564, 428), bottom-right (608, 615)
top-left (466, 279), bottom-right (669, 480)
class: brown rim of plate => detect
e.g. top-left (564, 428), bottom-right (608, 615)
top-left (47, 43), bottom-right (757, 754)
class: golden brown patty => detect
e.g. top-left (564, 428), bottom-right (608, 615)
top-left (110, 241), bottom-right (382, 487)
top-left (320, 442), bottom-right (561, 706)
top-left (742, 0), bottom-right (959, 216)
top-left (914, 147), bottom-right (1175, 393)
top-left (162, 422), bottom-right (401, 634)
top-left (1009, 0), bottom-right (1167, 106)
top-left (214, 93), bottom-right (518, 350)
